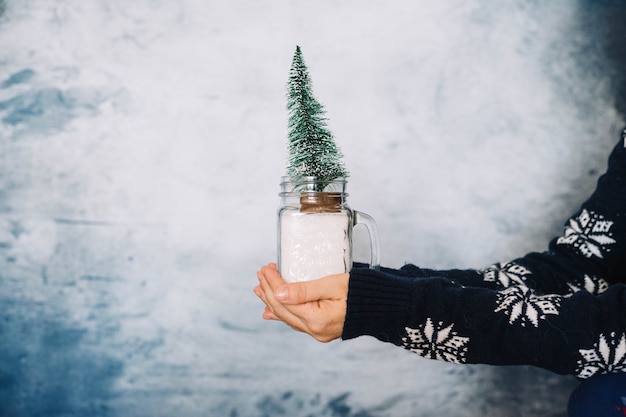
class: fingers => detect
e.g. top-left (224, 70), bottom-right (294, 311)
top-left (259, 263), bottom-right (286, 290)
top-left (256, 266), bottom-right (308, 331)
top-left (254, 285), bottom-right (280, 321)
top-left (254, 281), bottom-right (275, 316)
top-left (274, 273), bottom-right (349, 305)
top-left (262, 305), bottom-right (279, 320)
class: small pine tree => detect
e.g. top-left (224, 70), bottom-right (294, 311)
top-left (286, 46), bottom-right (348, 186)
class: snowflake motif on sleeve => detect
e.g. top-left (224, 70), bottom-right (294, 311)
top-left (576, 332), bottom-right (626, 379)
top-left (481, 262), bottom-right (532, 288)
top-left (566, 274), bottom-right (609, 295)
top-left (556, 209), bottom-right (616, 259)
top-left (494, 285), bottom-right (561, 327)
top-left (402, 318), bottom-right (470, 364)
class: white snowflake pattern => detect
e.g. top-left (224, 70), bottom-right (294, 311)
top-left (481, 262), bottom-right (532, 288)
top-left (402, 318), bottom-right (470, 364)
top-left (557, 209), bottom-right (616, 259)
top-left (494, 285), bottom-right (561, 327)
top-left (566, 274), bottom-right (609, 295)
top-left (576, 332), bottom-right (626, 379)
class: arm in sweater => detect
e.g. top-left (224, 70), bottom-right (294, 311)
top-left (343, 267), bottom-right (626, 378)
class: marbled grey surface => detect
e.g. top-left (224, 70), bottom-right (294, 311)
top-left (0, 1), bottom-right (624, 416)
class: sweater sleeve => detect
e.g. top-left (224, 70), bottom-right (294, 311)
top-left (343, 268), bottom-right (626, 378)
top-left (342, 129), bottom-right (626, 378)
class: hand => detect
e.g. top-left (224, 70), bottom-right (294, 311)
top-left (254, 263), bottom-right (349, 343)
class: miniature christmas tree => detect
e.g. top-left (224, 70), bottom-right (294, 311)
top-left (286, 46), bottom-right (348, 186)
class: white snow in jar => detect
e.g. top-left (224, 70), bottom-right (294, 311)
top-left (280, 212), bottom-right (351, 282)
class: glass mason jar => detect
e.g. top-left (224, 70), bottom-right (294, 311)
top-left (278, 176), bottom-right (380, 282)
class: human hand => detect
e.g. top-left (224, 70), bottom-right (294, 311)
top-left (254, 263), bottom-right (349, 343)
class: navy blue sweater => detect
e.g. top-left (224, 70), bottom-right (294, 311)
top-left (343, 129), bottom-right (626, 379)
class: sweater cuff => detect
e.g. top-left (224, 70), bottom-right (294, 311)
top-left (341, 267), bottom-right (415, 344)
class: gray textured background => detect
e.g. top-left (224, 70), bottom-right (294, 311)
top-left (0, 1), bottom-right (625, 416)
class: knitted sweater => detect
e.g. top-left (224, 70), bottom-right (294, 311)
top-left (342, 129), bottom-right (626, 379)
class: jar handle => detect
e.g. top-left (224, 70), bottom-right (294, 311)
top-left (353, 211), bottom-right (380, 270)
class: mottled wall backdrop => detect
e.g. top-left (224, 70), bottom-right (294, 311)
top-left (0, 1), bottom-right (625, 416)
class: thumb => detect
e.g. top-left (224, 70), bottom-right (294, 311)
top-left (274, 274), bottom-right (347, 304)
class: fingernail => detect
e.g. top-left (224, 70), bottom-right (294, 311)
top-left (274, 287), bottom-right (287, 300)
